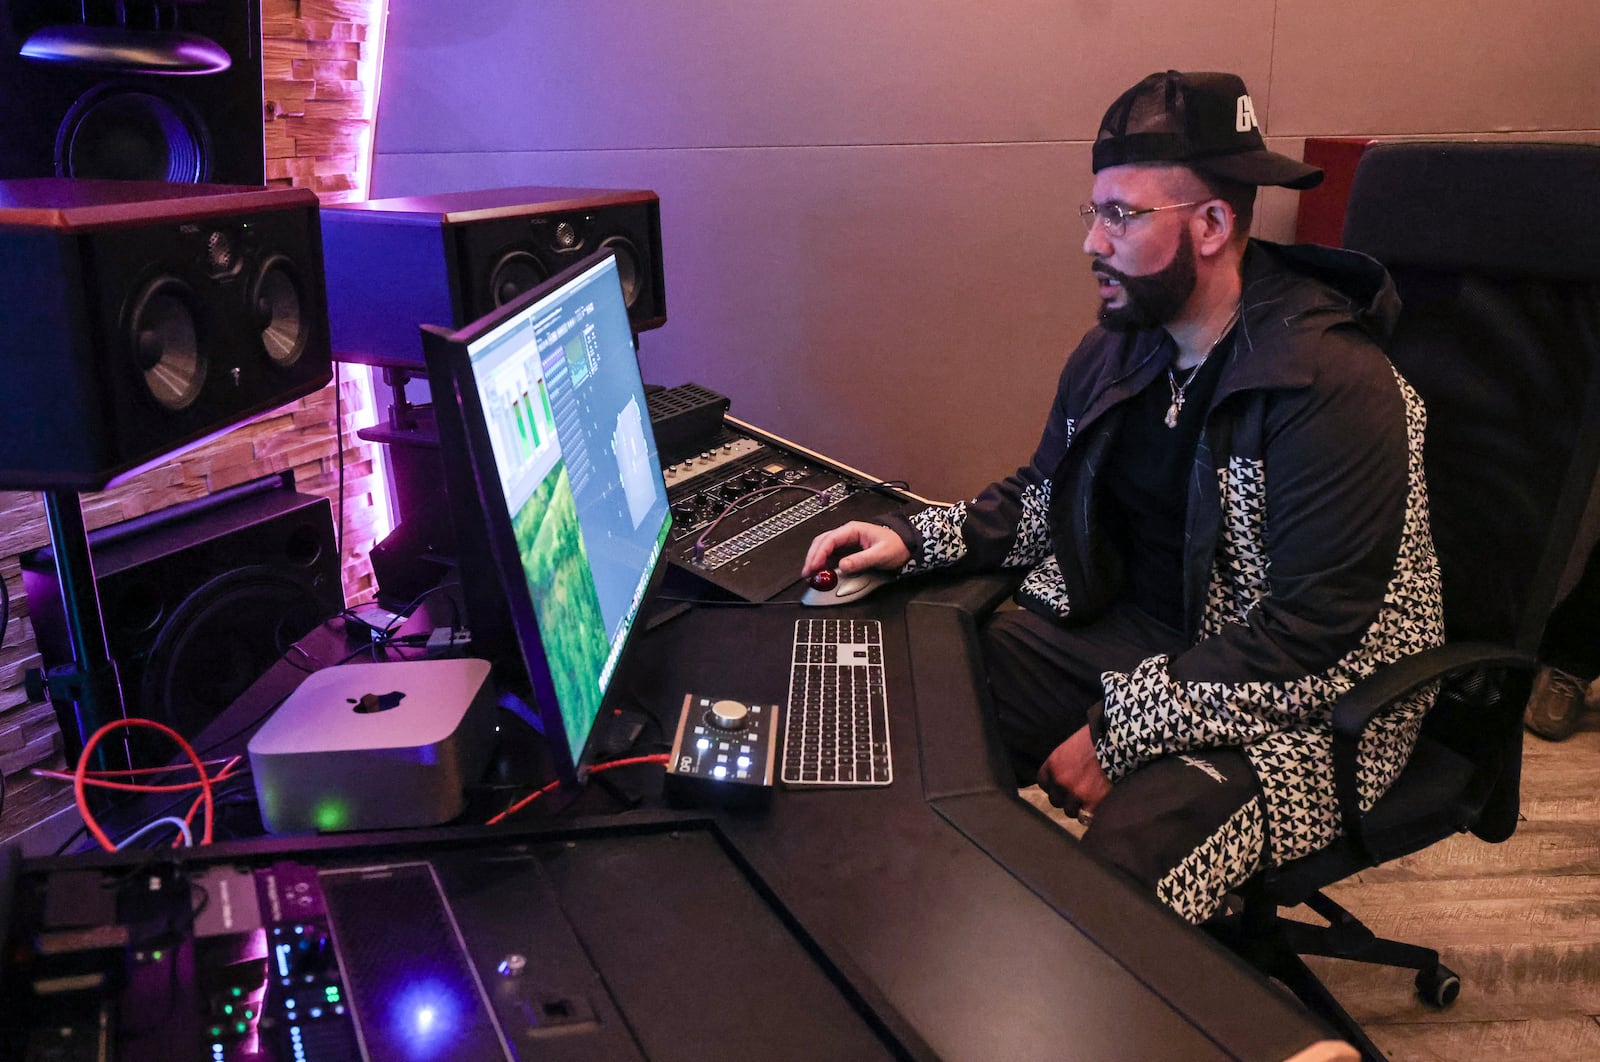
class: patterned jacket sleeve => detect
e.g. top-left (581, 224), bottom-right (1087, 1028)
top-left (878, 361), bottom-right (1077, 575)
top-left (1092, 342), bottom-right (1439, 782)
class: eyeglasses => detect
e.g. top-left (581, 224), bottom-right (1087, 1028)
top-left (1079, 200), bottom-right (1203, 238)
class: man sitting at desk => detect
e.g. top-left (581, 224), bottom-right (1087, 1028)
top-left (802, 70), bottom-right (1444, 923)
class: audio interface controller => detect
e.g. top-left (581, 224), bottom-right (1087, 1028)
top-left (664, 693), bottom-right (781, 808)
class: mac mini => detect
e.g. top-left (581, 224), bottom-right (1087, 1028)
top-left (248, 658), bottom-right (496, 834)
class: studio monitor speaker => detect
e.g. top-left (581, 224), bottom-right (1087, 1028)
top-left (321, 185), bottom-right (667, 367)
top-left (0, 178), bottom-right (332, 490)
top-left (22, 472), bottom-right (344, 766)
top-left (0, 0), bottom-right (264, 185)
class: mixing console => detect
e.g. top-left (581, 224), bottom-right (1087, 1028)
top-left (659, 426), bottom-right (902, 601)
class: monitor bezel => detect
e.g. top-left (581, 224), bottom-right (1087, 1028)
top-left (421, 248), bottom-right (670, 786)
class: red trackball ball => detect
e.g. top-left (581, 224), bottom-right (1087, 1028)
top-left (809, 568), bottom-right (838, 591)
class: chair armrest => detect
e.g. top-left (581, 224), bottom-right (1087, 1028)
top-left (1327, 642), bottom-right (1537, 860)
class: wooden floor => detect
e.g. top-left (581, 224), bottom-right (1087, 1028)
top-left (1023, 713), bottom-right (1600, 1061)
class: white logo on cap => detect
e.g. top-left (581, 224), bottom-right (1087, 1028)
top-left (1236, 95), bottom-right (1259, 133)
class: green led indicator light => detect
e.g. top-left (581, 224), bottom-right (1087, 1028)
top-left (223, 1004), bottom-right (234, 1015)
top-left (232, 986), bottom-right (243, 997)
top-left (152, 950), bottom-right (163, 961)
top-left (325, 986), bottom-right (340, 1001)
top-left (313, 800), bottom-right (351, 832)
top-left (210, 1025), bottom-right (224, 1038)
top-left (235, 1021), bottom-right (248, 1034)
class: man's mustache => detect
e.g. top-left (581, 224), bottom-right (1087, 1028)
top-left (1091, 259), bottom-right (1133, 284)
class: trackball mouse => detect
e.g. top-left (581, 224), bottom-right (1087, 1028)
top-left (800, 566), bottom-right (893, 606)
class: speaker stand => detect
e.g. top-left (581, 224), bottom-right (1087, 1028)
top-left (359, 364), bottom-right (459, 608)
top-left (28, 490), bottom-right (134, 779)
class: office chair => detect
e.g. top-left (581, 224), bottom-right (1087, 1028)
top-left (1213, 141), bottom-right (1600, 1061)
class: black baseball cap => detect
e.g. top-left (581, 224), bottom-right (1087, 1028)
top-left (1092, 70), bottom-right (1323, 191)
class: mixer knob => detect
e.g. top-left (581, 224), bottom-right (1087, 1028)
top-left (706, 699), bottom-right (750, 731)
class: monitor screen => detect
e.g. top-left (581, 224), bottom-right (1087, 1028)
top-left (423, 250), bottom-right (671, 781)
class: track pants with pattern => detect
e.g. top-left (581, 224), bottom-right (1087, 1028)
top-left (980, 604), bottom-right (1268, 923)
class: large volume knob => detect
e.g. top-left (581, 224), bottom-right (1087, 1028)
top-left (707, 699), bottom-right (750, 731)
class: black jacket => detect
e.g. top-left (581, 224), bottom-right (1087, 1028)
top-left (884, 240), bottom-right (1445, 898)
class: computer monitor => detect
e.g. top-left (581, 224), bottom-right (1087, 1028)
top-left (422, 249), bottom-right (671, 783)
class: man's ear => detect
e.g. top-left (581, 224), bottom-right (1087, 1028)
top-left (1192, 200), bottom-right (1235, 258)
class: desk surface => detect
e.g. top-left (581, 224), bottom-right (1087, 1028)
top-left (3, 578), bottom-right (1352, 1062)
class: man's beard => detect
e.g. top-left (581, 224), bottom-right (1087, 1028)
top-left (1093, 228), bottom-right (1197, 333)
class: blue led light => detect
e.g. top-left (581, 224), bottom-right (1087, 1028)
top-left (389, 980), bottom-right (465, 1060)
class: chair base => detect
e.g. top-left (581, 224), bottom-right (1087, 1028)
top-left (1209, 887), bottom-right (1460, 1062)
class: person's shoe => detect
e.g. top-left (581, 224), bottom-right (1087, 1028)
top-left (1524, 666), bottom-right (1588, 741)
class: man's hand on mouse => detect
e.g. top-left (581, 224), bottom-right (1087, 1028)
top-left (802, 521), bottom-right (911, 579)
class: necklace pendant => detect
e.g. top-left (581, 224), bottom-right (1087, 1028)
top-left (1164, 399), bottom-right (1180, 429)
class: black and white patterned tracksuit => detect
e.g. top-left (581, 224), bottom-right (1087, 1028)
top-left (880, 240), bottom-right (1445, 922)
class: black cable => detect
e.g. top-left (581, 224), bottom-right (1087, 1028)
top-left (335, 360), bottom-right (347, 560)
top-left (196, 693), bottom-right (293, 759)
top-left (652, 594), bottom-right (793, 608)
top-left (53, 820), bottom-right (89, 855)
top-left (0, 564), bottom-right (10, 646)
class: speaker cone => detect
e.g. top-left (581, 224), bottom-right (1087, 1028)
top-left (127, 277), bottom-right (205, 411)
top-left (137, 565), bottom-right (330, 761)
top-left (600, 235), bottom-right (642, 309)
top-left (56, 84), bottom-right (208, 183)
top-left (253, 255), bottom-right (308, 368)
top-left (489, 250), bottom-right (548, 308)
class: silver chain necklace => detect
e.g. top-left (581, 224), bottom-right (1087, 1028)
top-left (1164, 306), bottom-right (1240, 429)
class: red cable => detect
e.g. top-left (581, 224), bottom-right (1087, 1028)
top-left (179, 757), bottom-right (242, 844)
top-left (589, 754), bottom-right (671, 772)
top-left (484, 754), bottom-right (671, 825)
top-left (73, 719), bottom-right (217, 851)
top-left (35, 757), bottom-right (235, 780)
top-left (484, 778), bottom-right (561, 825)
top-left (34, 767), bottom-right (225, 793)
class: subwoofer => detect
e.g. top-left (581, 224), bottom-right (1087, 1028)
top-left (320, 186), bottom-right (667, 367)
top-left (0, 0), bottom-right (264, 185)
top-left (0, 178), bottom-right (331, 490)
top-left (21, 472), bottom-right (344, 766)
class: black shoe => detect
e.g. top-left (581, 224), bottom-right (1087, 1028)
top-left (1524, 666), bottom-right (1587, 741)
